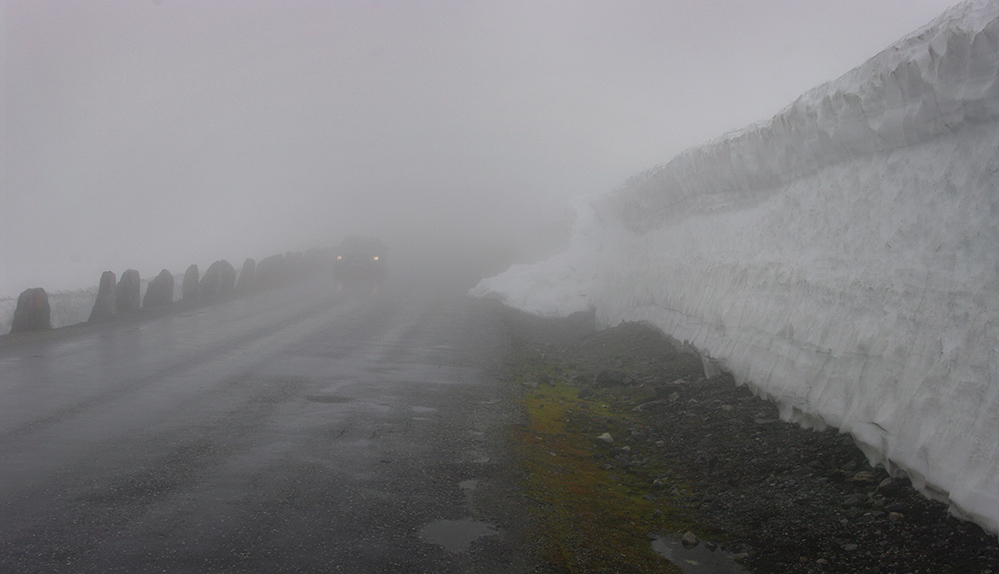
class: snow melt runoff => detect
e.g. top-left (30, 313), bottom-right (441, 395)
top-left (472, 0), bottom-right (999, 533)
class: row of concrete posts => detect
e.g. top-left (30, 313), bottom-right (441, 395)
top-left (8, 250), bottom-right (332, 334)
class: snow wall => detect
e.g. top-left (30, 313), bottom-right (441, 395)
top-left (471, 0), bottom-right (999, 533)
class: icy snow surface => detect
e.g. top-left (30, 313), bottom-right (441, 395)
top-left (472, 0), bottom-right (999, 533)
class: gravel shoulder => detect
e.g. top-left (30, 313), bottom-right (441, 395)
top-left (502, 309), bottom-right (999, 574)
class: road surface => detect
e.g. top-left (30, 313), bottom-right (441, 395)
top-left (0, 265), bottom-right (533, 573)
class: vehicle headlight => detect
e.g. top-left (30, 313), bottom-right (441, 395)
top-left (372, 256), bottom-right (379, 261)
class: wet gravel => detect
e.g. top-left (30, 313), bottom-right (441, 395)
top-left (506, 310), bottom-right (999, 574)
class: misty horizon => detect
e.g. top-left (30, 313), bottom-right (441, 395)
top-left (1, 0), bottom-right (961, 296)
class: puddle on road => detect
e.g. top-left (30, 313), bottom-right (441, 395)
top-left (419, 518), bottom-right (499, 553)
top-left (649, 534), bottom-right (748, 574)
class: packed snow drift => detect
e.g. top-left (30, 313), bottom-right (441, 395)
top-left (472, 0), bottom-right (999, 532)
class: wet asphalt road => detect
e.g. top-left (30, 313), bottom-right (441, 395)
top-left (0, 267), bottom-right (532, 573)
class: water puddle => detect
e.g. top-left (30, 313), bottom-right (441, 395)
top-left (649, 534), bottom-right (748, 574)
top-left (419, 518), bottom-right (499, 553)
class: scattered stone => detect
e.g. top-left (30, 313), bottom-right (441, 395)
top-left (506, 318), bottom-right (999, 573)
top-left (88, 271), bottom-right (117, 322)
top-left (143, 269), bottom-right (174, 307)
top-left (10, 288), bottom-right (51, 333)
top-left (681, 531), bottom-right (699, 548)
top-left (595, 432), bottom-right (614, 445)
top-left (182, 265), bottom-right (199, 302)
top-left (849, 471), bottom-right (877, 484)
top-left (115, 269), bottom-right (141, 313)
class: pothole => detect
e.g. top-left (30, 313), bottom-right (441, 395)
top-left (419, 518), bottom-right (499, 553)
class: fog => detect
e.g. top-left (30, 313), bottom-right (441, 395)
top-left (1, 0), bottom-right (960, 296)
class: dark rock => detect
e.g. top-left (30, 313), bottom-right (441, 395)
top-left (115, 269), bottom-right (141, 313)
top-left (842, 493), bottom-right (867, 507)
top-left (596, 370), bottom-right (625, 388)
top-left (884, 502), bottom-right (909, 514)
top-left (181, 265), bottom-right (199, 302)
top-left (143, 269), bottom-right (174, 307)
top-left (10, 288), bottom-right (51, 333)
top-left (577, 388), bottom-right (594, 399)
top-left (199, 259), bottom-right (236, 300)
top-left (88, 271), bottom-right (117, 322)
top-left (236, 258), bottom-right (256, 292)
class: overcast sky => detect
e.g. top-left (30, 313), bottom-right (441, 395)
top-left (1, 0), bottom-right (962, 295)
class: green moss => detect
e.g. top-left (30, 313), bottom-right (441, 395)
top-left (511, 368), bottom-right (682, 573)
top-left (506, 343), bottom-right (747, 572)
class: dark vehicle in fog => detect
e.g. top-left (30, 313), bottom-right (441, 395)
top-left (333, 236), bottom-right (387, 281)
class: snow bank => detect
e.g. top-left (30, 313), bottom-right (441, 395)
top-left (472, 0), bottom-right (999, 532)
